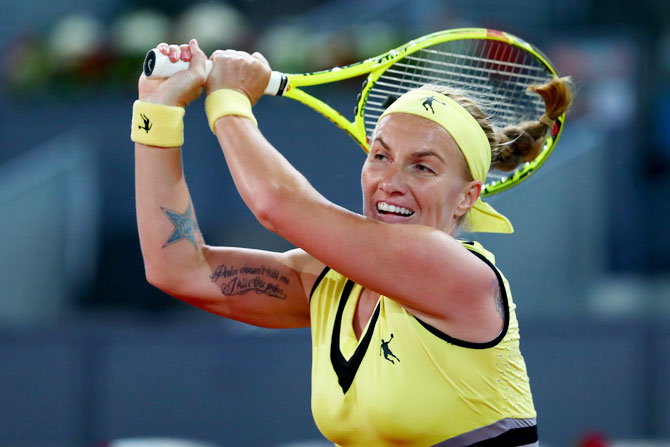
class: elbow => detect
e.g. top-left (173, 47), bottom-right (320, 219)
top-left (145, 267), bottom-right (189, 301)
top-left (254, 207), bottom-right (279, 233)
top-left (241, 168), bottom-right (314, 235)
top-left (248, 181), bottom-right (287, 233)
top-left (246, 175), bottom-right (315, 235)
top-left (144, 265), bottom-right (170, 292)
top-left (143, 263), bottom-right (181, 296)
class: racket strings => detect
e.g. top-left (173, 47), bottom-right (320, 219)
top-left (362, 39), bottom-right (554, 139)
top-left (366, 85), bottom-right (539, 122)
top-left (417, 48), bottom-right (548, 74)
top-left (361, 38), bottom-right (556, 187)
top-left (400, 55), bottom-right (548, 83)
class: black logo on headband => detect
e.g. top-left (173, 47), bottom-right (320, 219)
top-left (421, 96), bottom-right (447, 114)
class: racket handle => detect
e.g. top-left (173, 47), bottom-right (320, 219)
top-left (143, 49), bottom-right (286, 96)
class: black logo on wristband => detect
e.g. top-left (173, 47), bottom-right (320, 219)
top-left (139, 113), bottom-right (152, 133)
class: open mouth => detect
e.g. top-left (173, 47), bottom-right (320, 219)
top-left (377, 201), bottom-right (415, 217)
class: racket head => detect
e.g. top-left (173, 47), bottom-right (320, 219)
top-left (352, 28), bottom-right (563, 196)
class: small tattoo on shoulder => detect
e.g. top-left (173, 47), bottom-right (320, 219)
top-left (161, 202), bottom-right (199, 249)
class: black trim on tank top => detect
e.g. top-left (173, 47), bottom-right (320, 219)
top-left (330, 280), bottom-right (381, 394)
top-left (413, 248), bottom-right (510, 349)
top-left (468, 425), bottom-right (538, 446)
top-left (309, 266), bottom-right (331, 302)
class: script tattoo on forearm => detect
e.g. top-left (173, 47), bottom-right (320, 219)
top-left (210, 264), bottom-right (290, 300)
top-left (161, 201), bottom-right (199, 250)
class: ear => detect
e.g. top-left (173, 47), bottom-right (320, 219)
top-left (454, 180), bottom-right (481, 218)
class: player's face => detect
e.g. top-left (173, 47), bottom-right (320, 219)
top-left (362, 113), bottom-right (479, 234)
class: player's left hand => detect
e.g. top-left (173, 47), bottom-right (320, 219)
top-left (206, 50), bottom-right (271, 105)
top-left (138, 39), bottom-right (207, 107)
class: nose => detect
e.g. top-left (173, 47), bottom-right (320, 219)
top-left (378, 165), bottom-right (408, 195)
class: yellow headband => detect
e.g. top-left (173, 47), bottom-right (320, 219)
top-left (378, 89), bottom-right (513, 234)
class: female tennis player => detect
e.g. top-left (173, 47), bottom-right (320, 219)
top-left (133, 39), bottom-right (571, 447)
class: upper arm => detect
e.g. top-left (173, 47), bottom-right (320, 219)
top-left (153, 245), bottom-right (323, 329)
top-left (267, 199), bottom-right (502, 339)
top-left (208, 118), bottom-right (501, 338)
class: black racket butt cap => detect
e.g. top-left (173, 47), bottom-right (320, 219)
top-left (143, 50), bottom-right (157, 77)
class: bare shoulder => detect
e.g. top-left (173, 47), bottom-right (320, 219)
top-left (413, 242), bottom-right (505, 343)
top-left (282, 248), bottom-right (326, 302)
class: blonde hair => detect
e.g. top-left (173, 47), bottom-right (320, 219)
top-left (420, 77), bottom-right (574, 174)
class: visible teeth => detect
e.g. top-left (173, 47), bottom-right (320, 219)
top-left (377, 202), bottom-right (413, 216)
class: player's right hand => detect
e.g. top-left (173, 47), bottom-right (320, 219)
top-left (206, 49), bottom-right (271, 105)
top-left (138, 39), bottom-right (207, 107)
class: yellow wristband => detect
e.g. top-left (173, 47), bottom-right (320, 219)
top-left (131, 100), bottom-right (185, 148)
top-left (205, 89), bottom-right (257, 133)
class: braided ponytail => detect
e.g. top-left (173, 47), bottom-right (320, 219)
top-left (419, 77), bottom-right (573, 173)
top-left (491, 77), bottom-right (573, 171)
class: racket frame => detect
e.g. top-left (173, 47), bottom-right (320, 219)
top-left (276, 28), bottom-right (564, 196)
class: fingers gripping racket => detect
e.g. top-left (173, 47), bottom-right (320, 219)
top-left (144, 28), bottom-right (564, 196)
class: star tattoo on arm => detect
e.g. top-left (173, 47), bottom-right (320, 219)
top-left (161, 202), bottom-right (200, 250)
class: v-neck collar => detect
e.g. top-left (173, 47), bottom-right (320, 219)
top-left (330, 279), bottom-right (381, 394)
top-left (340, 282), bottom-right (365, 356)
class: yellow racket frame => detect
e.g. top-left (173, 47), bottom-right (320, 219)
top-left (277, 28), bottom-right (564, 196)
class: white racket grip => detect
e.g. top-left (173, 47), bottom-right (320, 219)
top-left (143, 49), bottom-right (286, 96)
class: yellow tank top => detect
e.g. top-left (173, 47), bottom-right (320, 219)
top-left (309, 241), bottom-right (537, 447)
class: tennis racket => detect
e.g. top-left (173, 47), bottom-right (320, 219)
top-left (143, 28), bottom-right (564, 196)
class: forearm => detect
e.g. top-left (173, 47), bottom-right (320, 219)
top-left (135, 143), bottom-right (205, 287)
top-left (134, 142), bottom-right (312, 326)
top-left (214, 116), bottom-right (320, 232)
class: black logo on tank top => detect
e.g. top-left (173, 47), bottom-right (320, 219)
top-left (421, 96), bottom-right (446, 114)
top-left (380, 334), bottom-right (400, 364)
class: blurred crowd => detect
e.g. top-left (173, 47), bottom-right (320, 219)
top-left (3, 1), bottom-right (407, 97)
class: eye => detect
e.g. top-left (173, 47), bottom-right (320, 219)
top-left (370, 149), bottom-right (391, 163)
top-left (413, 163), bottom-right (435, 174)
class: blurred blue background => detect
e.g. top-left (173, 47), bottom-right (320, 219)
top-left (1, 0), bottom-right (669, 446)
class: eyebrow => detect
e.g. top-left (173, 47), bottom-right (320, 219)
top-left (376, 136), bottom-right (391, 151)
top-left (374, 137), bottom-right (446, 164)
top-left (411, 150), bottom-right (446, 164)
